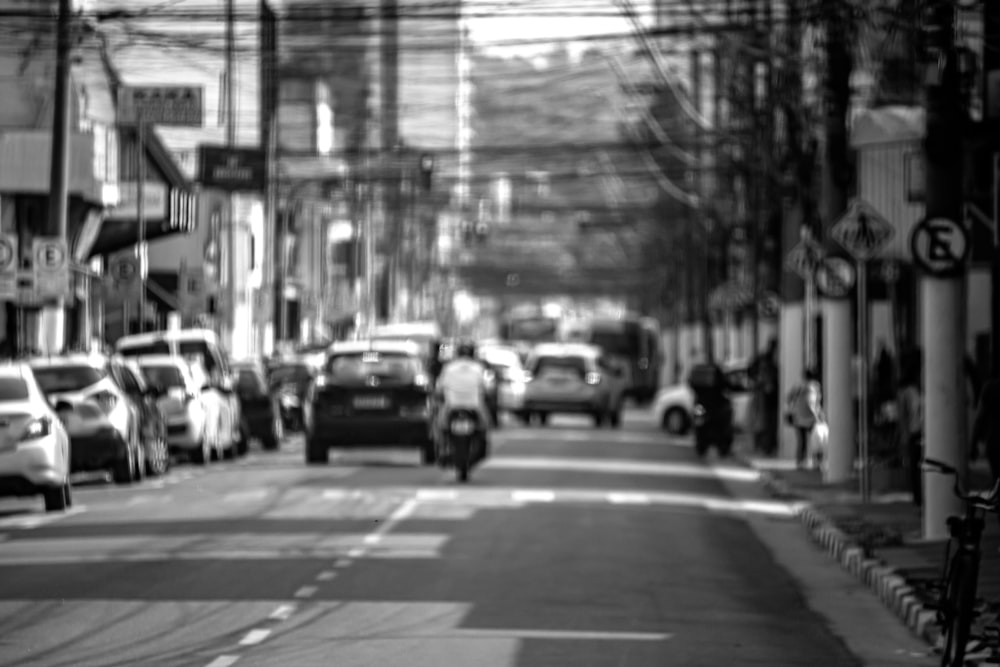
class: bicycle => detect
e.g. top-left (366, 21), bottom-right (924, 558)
top-left (923, 457), bottom-right (1000, 666)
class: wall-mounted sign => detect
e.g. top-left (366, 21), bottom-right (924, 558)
top-left (119, 86), bottom-right (204, 126)
top-left (106, 181), bottom-right (168, 221)
top-left (197, 145), bottom-right (267, 192)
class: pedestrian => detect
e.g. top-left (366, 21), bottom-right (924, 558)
top-left (897, 358), bottom-right (923, 507)
top-left (749, 338), bottom-right (780, 456)
top-left (971, 376), bottom-right (1000, 483)
top-left (785, 368), bottom-right (822, 469)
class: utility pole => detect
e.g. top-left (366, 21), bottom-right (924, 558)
top-left (921, 0), bottom-right (967, 540)
top-left (691, 48), bottom-right (713, 363)
top-left (44, 0), bottom-right (72, 353)
top-left (819, 0), bottom-right (855, 484)
top-left (225, 0), bottom-right (237, 348)
top-left (380, 0), bottom-right (400, 322)
top-left (985, 0), bottom-right (1000, 378)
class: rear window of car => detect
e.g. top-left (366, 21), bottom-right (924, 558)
top-left (118, 341), bottom-right (170, 357)
top-left (31, 365), bottom-right (106, 394)
top-left (327, 352), bottom-right (422, 382)
top-left (236, 368), bottom-right (265, 394)
top-left (0, 378), bottom-right (29, 400)
top-left (140, 365), bottom-right (186, 390)
top-left (530, 356), bottom-right (589, 377)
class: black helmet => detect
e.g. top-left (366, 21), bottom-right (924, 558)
top-left (456, 340), bottom-right (476, 359)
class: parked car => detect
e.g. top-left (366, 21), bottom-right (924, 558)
top-left (303, 340), bottom-right (435, 465)
top-left (266, 357), bottom-right (316, 432)
top-left (0, 363), bottom-right (71, 512)
top-left (477, 344), bottom-right (529, 421)
top-left (30, 354), bottom-right (147, 484)
top-left (116, 329), bottom-right (244, 457)
top-left (232, 360), bottom-right (282, 450)
top-left (108, 357), bottom-right (170, 477)
top-left (654, 359), bottom-right (754, 435)
top-left (132, 355), bottom-right (227, 464)
top-left (520, 343), bottom-right (628, 427)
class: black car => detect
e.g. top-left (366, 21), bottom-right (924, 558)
top-left (266, 358), bottom-right (316, 432)
top-left (233, 361), bottom-right (282, 450)
top-left (304, 340), bottom-right (434, 465)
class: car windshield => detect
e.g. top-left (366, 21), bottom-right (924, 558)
top-left (269, 365), bottom-right (312, 384)
top-left (140, 365), bottom-right (187, 390)
top-left (236, 369), bottom-right (265, 394)
top-left (327, 352), bottom-right (421, 382)
top-left (119, 341), bottom-right (170, 357)
top-left (31, 365), bottom-right (106, 394)
top-left (531, 356), bottom-right (587, 378)
top-left (0, 377), bottom-right (29, 401)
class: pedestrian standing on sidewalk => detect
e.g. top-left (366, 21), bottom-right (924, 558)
top-left (971, 376), bottom-right (1000, 482)
top-left (785, 369), bottom-right (822, 469)
top-left (897, 360), bottom-right (923, 507)
top-left (749, 338), bottom-right (780, 456)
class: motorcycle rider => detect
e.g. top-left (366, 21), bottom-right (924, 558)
top-left (433, 340), bottom-right (491, 463)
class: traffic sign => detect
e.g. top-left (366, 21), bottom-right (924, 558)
top-left (32, 237), bottom-right (70, 300)
top-left (757, 291), bottom-right (781, 320)
top-left (118, 86), bottom-right (204, 126)
top-left (0, 234), bottom-right (17, 301)
top-left (197, 145), bottom-right (267, 192)
top-left (784, 237), bottom-right (824, 279)
top-left (815, 256), bottom-right (856, 298)
top-left (910, 217), bottom-right (970, 277)
top-left (831, 198), bottom-right (895, 261)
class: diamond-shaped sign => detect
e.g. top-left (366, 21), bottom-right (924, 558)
top-left (784, 237), bottom-right (824, 279)
top-left (830, 198), bottom-right (895, 261)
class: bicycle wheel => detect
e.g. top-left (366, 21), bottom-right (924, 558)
top-left (940, 554), bottom-right (977, 667)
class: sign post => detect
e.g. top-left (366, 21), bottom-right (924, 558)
top-left (783, 231), bottom-right (824, 371)
top-left (0, 234), bottom-right (18, 301)
top-left (32, 238), bottom-right (70, 301)
top-left (831, 198), bottom-right (895, 502)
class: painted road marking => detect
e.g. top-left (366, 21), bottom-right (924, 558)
top-left (511, 489), bottom-right (556, 503)
top-left (294, 586), bottom-right (318, 598)
top-left (223, 489), bottom-right (271, 503)
top-left (334, 558), bottom-right (352, 567)
top-left (204, 656), bottom-right (240, 667)
top-left (316, 571), bottom-right (337, 581)
top-left (238, 629), bottom-right (271, 646)
top-left (608, 492), bottom-right (651, 505)
top-left (489, 456), bottom-right (761, 482)
top-left (347, 548), bottom-right (365, 558)
top-left (416, 489), bottom-right (457, 501)
top-left (450, 629), bottom-right (672, 642)
top-left (269, 604), bottom-right (296, 621)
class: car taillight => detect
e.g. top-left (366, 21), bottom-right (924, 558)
top-left (585, 372), bottom-right (602, 385)
top-left (413, 373), bottom-right (430, 389)
top-left (20, 417), bottom-right (51, 442)
top-left (89, 390), bottom-right (118, 415)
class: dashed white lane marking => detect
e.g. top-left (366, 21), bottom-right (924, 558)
top-left (416, 489), bottom-right (457, 501)
top-left (238, 629), bottom-right (271, 646)
top-left (608, 492), bottom-right (651, 505)
top-left (269, 604), bottom-right (296, 621)
top-left (204, 656), bottom-right (240, 667)
top-left (316, 571), bottom-right (337, 581)
top-left (334, 558), bottom-right (352, 568)
top-left (511, 489), bottom-right (556, 503)
top-left (347, 548), bottom-right (365, 558)
top-left (451, 629), bottom-right (672, 642)
top-left (294, 586), bottom-right (318, 599)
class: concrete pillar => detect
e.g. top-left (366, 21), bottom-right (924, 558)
top-left (779, 302), bottom-right (805, 459)
top-left (823, 299), bottom-right (855, 482)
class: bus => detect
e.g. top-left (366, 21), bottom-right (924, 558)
top-left (561, 315), bottom-right (662, 404)
top-left (498, 311), bottom-right (561, 361)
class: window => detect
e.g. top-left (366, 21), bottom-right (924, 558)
top-left (115, 363), bottom-right (145, 395)
top-left (531, 356), bottom-right (588, 379)
top-left (140, 365), bottom-right (187, 390)
top-left (0, 378), bottom-right (28, 400)
top-left (178, 341), bottom-right (220, 375)
top-left (119, 342), bottom-right (170, 357)
top-left (327, 353), bottom-right (421, 382)
top-left (236, 368), bottom-right (265, 395)
top-left (32, 365), bottom-right (107, 394)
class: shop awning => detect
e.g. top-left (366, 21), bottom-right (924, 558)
top-left (89, 127), bottom-right (196, 258)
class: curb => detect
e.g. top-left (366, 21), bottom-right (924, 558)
top-left (748, 462), bottom-right (942, 647)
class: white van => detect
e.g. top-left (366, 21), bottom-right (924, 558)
top-left (115, 329), bottom-right (245, 458)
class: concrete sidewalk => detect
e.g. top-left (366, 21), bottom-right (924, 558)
top-left (740, 447), bottom-right (1000, 665)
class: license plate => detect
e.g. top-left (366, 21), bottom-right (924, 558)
top-left (450, 418), bottom-right (476, 435)
top-left (353, 395), bottom-right (389, 410)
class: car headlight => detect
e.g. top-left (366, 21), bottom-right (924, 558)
top-left (19, 417), bottom-right (51, 442)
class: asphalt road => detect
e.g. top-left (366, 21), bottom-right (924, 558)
top-left (0, 408), bottom-right (935, 667)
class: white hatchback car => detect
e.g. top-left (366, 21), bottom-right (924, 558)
top-left (654, 360), bottom-right (754, 434)
top-left (0, 363), bottom-right (71, 512)
top-left (133, 356), bottom-right (226, 464)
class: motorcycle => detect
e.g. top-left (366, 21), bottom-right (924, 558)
top-left (277, 386), bottom-right (302, 432)
top-left (438, 407), bottom-right (488, 483)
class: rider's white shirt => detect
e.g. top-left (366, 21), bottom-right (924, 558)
top-left (437, 358), bottom-right (487, 409)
